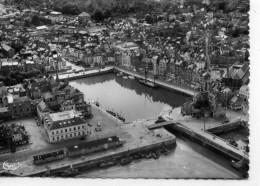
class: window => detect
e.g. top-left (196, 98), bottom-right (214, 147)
top-left (61, 130), bottom-right (63, 133)
top-left (70, 134), bottom-right (72, 137)
top-left (52, 132), bottom-right (54, 135)
top-left (56, 131), bottom-right (58, 134)
top-left (78, 132), bottom-right (80, 136)
top-left (57, 136), bottom-right (59, 140)
top-left (74, 133), bottom-right (76, 136)
top-left (74, 127), bottom-right (76, 131)
top-left (53, 137), bottom-right (55, 141)
top-left (61, 136), bottom-right (63, 139)
top-left (78, 126), bottom-right (80, 130)
top-left (66, 135), bottom-right (68, 138)
top-left (65, 129), bottom-right (67, 132)
top-left (69, 128), bottom-right (71, 131)
top-left (82, 126), bottom-right (84, 129)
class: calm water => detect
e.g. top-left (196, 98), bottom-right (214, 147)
top-left (70, 74), bottom-right (242, 178)
top-left (70, 74), bottom-right (188, 122)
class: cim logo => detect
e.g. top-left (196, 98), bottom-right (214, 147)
top-left (2, 161), bottom-right (22, 171)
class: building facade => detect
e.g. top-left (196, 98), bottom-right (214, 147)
top-left (44, 110), bottom-right (87, 143)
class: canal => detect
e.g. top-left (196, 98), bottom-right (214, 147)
top-left (70, 74), bottom-right (242, 179)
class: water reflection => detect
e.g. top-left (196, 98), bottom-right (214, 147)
top-left (70, 74), bottom-right (189, 122)
top-left (70, 73), bottom-right (241, 179)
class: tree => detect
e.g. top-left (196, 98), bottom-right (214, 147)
top-left (103, 10), bottom-right (112, 19)
top-left (145, 14), bottom-right (154, 24)
top-left (61, 2), bottom-right (80, 15)
top-left (92, 9), bottom-right (104, 22)
top-left (24, 18), bottom-right (31, 27)
top-left (31, 15), bottom-right (41, 26)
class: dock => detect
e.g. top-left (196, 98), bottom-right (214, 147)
top-left (113, 66), bottom-right (198, 96)
top-left (148, 120), bottom-right (249, 164)
top-left (0, 105), bottom-right (176, 177)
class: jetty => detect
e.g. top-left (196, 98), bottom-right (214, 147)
top-left (148, 119), bottom-right (249, 165)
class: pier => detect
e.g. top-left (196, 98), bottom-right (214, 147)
top-left (148, 120), bottom-right (249, 165)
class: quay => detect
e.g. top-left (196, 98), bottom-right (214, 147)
top-left (0, 105), bottom-right (176, 177)
top-left (206, 120), bottom-right (248, 135)
top-left (57, 66), bottom-right (198, 96)
top-left (58, 67), bottom-right (115, 81)
top-left (148, 119), bottom-right (249, 165)
top-left (113, 66), bottom-right (198, 96)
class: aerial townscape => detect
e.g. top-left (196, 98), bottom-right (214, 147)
top-left (0, 0), bottom-right (250, 179)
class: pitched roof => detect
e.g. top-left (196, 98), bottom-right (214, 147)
top-left (37, 100), bottom-right (49, 113)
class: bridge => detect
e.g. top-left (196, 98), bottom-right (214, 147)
top-left (148, 121), bottom-right (176, 130)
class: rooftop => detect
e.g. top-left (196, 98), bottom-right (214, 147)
top-left (48, 110), bottom-right (81, 122)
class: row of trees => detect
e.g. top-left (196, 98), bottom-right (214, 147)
top-left (24, 15), bottom-right (52, 27)
top-left (0, 70), bottom-right (42, 86)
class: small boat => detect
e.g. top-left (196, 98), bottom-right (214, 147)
top-left (128, 76), bottom-right (135, 79)
top-left (231, 157), bottom-right (249, 172)
top-left (117, 72), bottom-right (123, 77)
top-left (227, 136), bottom-right (238, 147)
top-left (117, 113), bottom-right (126, 122)
top-left (161, 147), bottom-right (170, 155)
top-left (106, 110), bottom-right (117, 117)
top-left (99, 160), bottom-right (117, 168)
top-left (122, 76), bottom-right (128, 79)
top-left (59, 166), bottom-right (79, 177)
top-left (120, 156), bottom-right (133, 165)
top-left (139, 79), bottom-right (157, 88)
top-left (152, 151), bottom-right (160, 159)
top-left (133, 153), bottom-right (143, 160)
top-left (145, 152), bottom-right (153, 159)
top-left (155, 116), bottom-right (166, 124)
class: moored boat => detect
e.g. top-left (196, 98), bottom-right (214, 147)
top-left (117, 113), bottom-right (126, 122)
top-left (139, 79), bottom-right (157, 88)
top-left (106, 110), bottom-right (117, 117)
top-left (59, 166), bottom-right (79, 177)
top-left (152, 151), bottom-right (160, 159)
top-left (99, 160), bottom-right (117, 168)
top-left (128, 76), bottom-right (135, 79)
top-left (145, 152), bottom-right (153, 159)
top-left (120, 156), bottom-right (133, 165)
top-left (231, 157), bottom-right (249, 172)
top-left (133, 153), bottom-right (143, 160)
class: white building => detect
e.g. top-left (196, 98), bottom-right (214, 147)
top-left (239, 85), bottom-right (249, 101)
top-left (37, 100), bottom-right (51, 122)
top-left (44, 110), bottom-right (87, 143)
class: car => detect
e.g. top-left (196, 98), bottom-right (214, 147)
top-left (88, 123), bottom-right (92, 126)
top-left (222, 120), bottom-right (229, 124)
top-left (97, 122), bottom-right (101, 126)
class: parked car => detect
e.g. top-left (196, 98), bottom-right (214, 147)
top-left (222, 120), bottom-right (230, 124)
